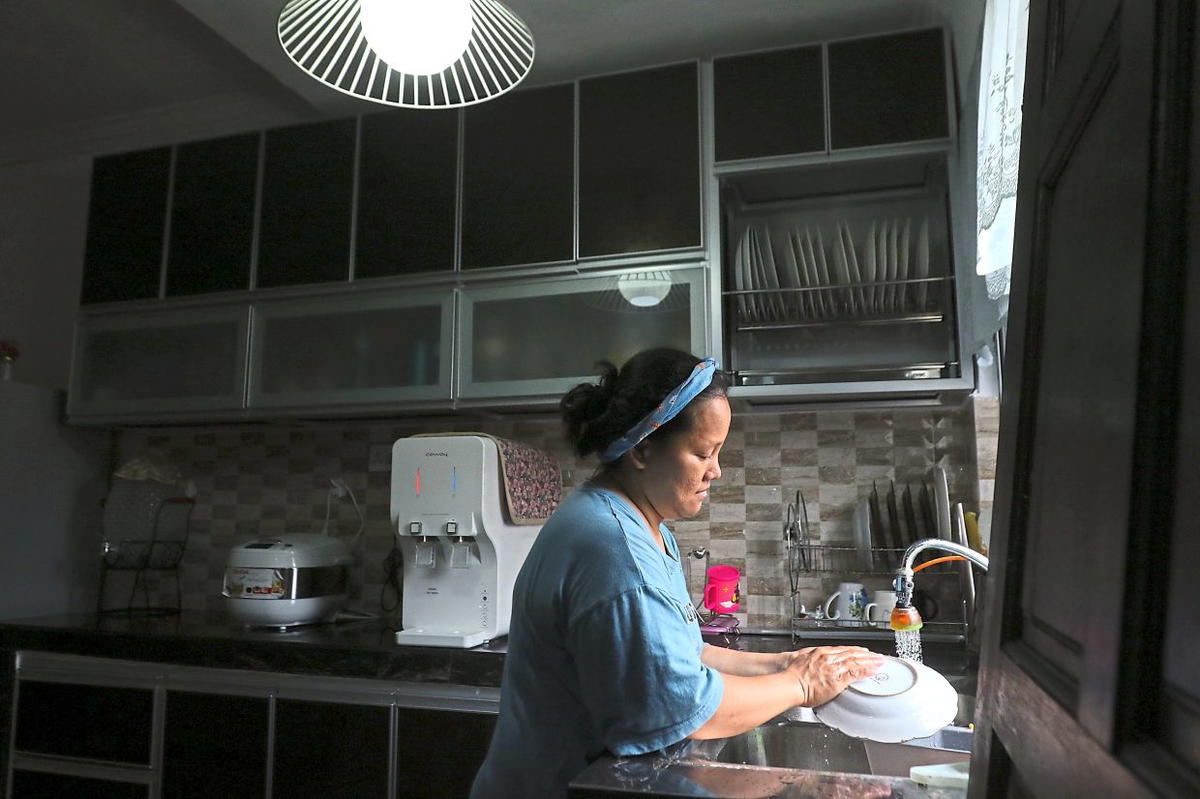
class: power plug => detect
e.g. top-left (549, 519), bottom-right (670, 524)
top-left (329, 477), bottom-right (349, 498)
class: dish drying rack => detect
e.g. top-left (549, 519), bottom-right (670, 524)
top-left (727, 217), bottom-right (953, 330)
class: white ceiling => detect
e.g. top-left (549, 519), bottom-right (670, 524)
top-left (0, 0), bottom-right (978, 166)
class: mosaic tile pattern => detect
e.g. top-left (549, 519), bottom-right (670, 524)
top-left (108, 401), bottom-right (978, 630)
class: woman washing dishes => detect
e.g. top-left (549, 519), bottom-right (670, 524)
top-left (470, 348), bottom-right (882, 798)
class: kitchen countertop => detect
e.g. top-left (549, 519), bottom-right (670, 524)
top-left (0, 611), bottom-right (506, 685)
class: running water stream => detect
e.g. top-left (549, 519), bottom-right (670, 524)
top-left (894, 629), bottom-right (924, 663)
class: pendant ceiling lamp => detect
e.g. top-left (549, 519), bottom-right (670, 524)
top-left (278, 0), bottom-right (535, 109)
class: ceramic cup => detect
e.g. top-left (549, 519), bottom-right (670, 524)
top-left (822, 582), bottom-right (867, 625)
top-left (864, 589), bottom-right (899, 628)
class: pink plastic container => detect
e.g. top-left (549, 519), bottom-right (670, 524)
top-left (702, 565), bottom-right (741, 613)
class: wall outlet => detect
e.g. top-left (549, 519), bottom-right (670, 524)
top-left (368, 444), bottom-right (393, 473)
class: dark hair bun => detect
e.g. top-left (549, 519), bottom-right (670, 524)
top-left (560, 361), bottom-right (619, 457)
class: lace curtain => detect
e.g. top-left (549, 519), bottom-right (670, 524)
top-left (976, 0), bottom-right (1030, 312)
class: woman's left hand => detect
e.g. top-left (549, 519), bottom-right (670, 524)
top-left (776, 646), bottom-right (885, 707)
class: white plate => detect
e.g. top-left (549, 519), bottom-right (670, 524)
top-left (814, 656), bottom-right (958, 743)
top-left (898, 218), bottom-right (911, 312)
top-left (875, 219), bottom-right (888, 313)
top-left (781, 232), bottom-right (805, 319)
top-left (887, 218), bottom-right (900, 313)
top-left (818, 226), bottom-right (848, 318)
top-left (796, 228), bottom-right (822, 319)
top-left (853, 497), bottom-right (873, 570)
top-left (806, 227), bottom-right (830, 318)
top-left (733, 226), bottom-right (749, 323)
top-left (839, 223), bottom-right (865, 316)
top-left (915, 217), bottom-right (930, 311)
top-left (861, 221), bottom-right (876, 315)
top-left (758, 225), bottom-right (783, 319)
top-left (933, 465), bottom-right (952, 542)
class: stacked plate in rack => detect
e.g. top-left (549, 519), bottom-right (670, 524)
top-left (730, 216), bottom-right (934, 326)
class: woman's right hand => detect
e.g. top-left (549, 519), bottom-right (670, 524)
top-left (779, 646), bottom-right (885, 708)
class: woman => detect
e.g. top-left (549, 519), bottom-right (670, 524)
top-left (470, 348), bottom-right (882, 798)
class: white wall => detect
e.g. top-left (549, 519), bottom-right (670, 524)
top-left (0, 380), bottom-right (110, 620)
top-left (0, 155), bottom-right (93, 390)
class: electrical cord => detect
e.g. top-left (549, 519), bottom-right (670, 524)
top-left (380, 542), bottom-right (404, 614)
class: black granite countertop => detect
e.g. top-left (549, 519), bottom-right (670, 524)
top-left (0, 611), bottom-right (506, 686)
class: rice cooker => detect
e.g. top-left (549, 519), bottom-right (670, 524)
top-left (223, 534), bottom-right (352, 628)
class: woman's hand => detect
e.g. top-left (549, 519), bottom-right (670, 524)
top-left (777, 646), bottom-right (885, 707)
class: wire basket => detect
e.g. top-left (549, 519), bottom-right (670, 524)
top-left (101, 478), bottom-right (192, 570)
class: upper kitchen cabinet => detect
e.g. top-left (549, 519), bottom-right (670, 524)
top-left (458, 266), bottom-right (706, 402)
top-left (355, 109), bottom-right (458, 278)
top-left (462, 83), bottom-right (575, 269)
top-left (81, 147), bottom-right (170, 304)
top-left (248, 288), bottom-right (454, 410)
top-left (68, 304), bottom-right (249, 420)
top-left (166, 133), bottom-right (259, 297)
top-left (827, 28), bottom-right (950, 151)
top-left (719, 153), bottom-right (971, 400)
top-left (256, 119), bottom-right (356, 289)
top-left (578, 63), bottom-right (702, 258)
top-left (713, 45), bottom-right (826, 162)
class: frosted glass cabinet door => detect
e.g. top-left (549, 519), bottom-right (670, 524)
top-left (249, 290), bottom-right (453, 408)
top-left (459, 268), bottom-right (706, 399)
top-left (69, 306), bottom-right (249, 417)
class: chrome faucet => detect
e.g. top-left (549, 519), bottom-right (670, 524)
top-left (892, 538), bottom-right (989, 608)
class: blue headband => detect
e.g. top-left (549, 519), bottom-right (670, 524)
top-left (599, 358), bottom-right (720, 463)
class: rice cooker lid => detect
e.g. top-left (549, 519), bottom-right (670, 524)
top-left (228, 534), bottom-right (351, 568)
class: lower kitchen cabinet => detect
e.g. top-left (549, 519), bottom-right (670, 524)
top-left (274, 699), bottom-right (391, 798)
top-left (395, 708), bottom-right (496, 798)
top-left (5, 652), bottom-right (501, 799)
top-left (163, 691), bottom-right (269, 799)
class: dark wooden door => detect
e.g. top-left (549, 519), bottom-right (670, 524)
top-left (972, 1), bottom-right (1199, 796)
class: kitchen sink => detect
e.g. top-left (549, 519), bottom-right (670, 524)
top-left (683, 720), bottom-right (972, 778)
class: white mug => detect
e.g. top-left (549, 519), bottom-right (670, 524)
top-left (864, 589), bottom-right (898, 628)
top-left (822, 582), bottom-right (867, 625)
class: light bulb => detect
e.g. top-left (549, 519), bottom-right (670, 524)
top-left (618, 273), bottom-right (673, 308)
top-left (360, 0), bottom-right (473, 75)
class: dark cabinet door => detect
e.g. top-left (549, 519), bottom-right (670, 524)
top-left (356, 109), bottom-right (458, 278)
top-left (827, 28), bottom-right (949, 150)
top-left (11, 771), bottom-right (147, 799)
top-left (257, 119), bottom-right (356, 288)
top-left (14, 681), bottom-right (153, 764)
top-left (713, 45), bottom-right (826, 161)
top-left (579, 63), bottom-right (701, 258)
top-left (394, 709), bottom-right (496, 798)
top-left (462, 83), bottom-right (575, 269)
top-left (273, 699), bottom-right (389, 798)
top-left (166, 132), bottom-right (259, 296)
top-left (81, 147), bottom-right (170, 304)
top-left (162, 691), bottom-right (269, 799)
top-left (972, 1), bottom-right (1200, 797)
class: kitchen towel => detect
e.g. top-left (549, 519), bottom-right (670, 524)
top-left (414, 432), bottom-right (561, 524)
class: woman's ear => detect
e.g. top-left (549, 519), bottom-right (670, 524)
top-left (628, 442), bottom-right (651, 470)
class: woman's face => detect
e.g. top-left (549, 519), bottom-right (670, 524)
top-left (637, 395), bottom-right (731, 522)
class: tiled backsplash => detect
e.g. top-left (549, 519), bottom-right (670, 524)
top-left (109, 401), bottom-right (979, 630)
